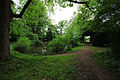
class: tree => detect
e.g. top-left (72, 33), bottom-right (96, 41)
top-left (46, 28), bottom-right (53, 42)
top-left (89, 0), bottom-right (120, 54)
top-left (0, 0), bottom-right (32, 60)
top-left (0, 0), bottom-right (90, 60)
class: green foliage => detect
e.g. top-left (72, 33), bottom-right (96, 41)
top-left (10, 18), bottom-right (33, 41)
top-left (93, 50), bottom-right (120, 75)
top-left (23, 0), bottom-right (49, 26)
top-left (32, 40), bottom-right (43, 47)
top-left (47, 19), bottom-right (84, 54)
top-left (46, 28), bottom-right (53, 42)
top-left (57, 20), bottom-right (67, 35)
top-left (89, 0), bottom-right (120, 33)
top-left (47, 35), bottom-right (71, 54)
top-left (64, 6), bottom-right (92, 47)
top-left (14, 37), bottom-right (32, 53)
top-left (26, 33), bottom-right (38, 40)
top-left (88, 0), bottom-right (120, 53)
top-left (7, 0), bottom-right (120, 79)
top-left (10, 0), bottom-right (120, 56)
top-left (10, 0), bottom-right (52, 43)
top-left (64, 30), bottom-right (81, 48)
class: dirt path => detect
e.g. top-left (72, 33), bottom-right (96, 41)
top-left (56, 47), bottom-right (120, 80)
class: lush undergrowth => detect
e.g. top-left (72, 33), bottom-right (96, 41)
top-left (0, 50), bottom-right (77, 80)
top-left (11, 41), bottom-right (84, 56)
top-left (92, 50), bottom-right (120, 75)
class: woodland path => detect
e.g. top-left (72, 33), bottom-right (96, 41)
top-left (55, 47), bottom-right (120, 80)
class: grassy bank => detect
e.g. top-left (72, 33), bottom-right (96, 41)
top-left (0, 50), bottom-right (76, 80)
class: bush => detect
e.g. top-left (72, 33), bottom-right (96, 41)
top-left (70, 40), bottom-right (81, 47)
top-left (10, 34), bottom-right (20, 42)
top-left (47, 35), bottom-right (71, 54)
top-left (14, 37), bottom-right (32, 53)
top-left (32, 40), bottom-right (43, 47)
top-left (26, 33), bottom-right (38, 40)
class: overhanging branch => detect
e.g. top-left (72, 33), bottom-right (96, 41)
top-left (11, 0), bottom-right (92, 18)
top-left (68, 0), bottom-right (92, 11)
top-left (12, 0), bottom-right (32, 18)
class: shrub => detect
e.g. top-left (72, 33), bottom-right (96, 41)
top-left (14, 37), bottom-right (32, 53)
top-left (10, 34), bottom-right (20, 42)
top-left (32, 40), bottom-right (43, 47)
top-left (47, 35), bottom-right (70, 54)
top-left (70, 40), bottom-right (80, 47)
top-left (26, 33), bottom-right (38, 40)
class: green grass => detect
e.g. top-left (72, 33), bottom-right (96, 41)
top-left (0, 50), bottom-right (76, 80)
top-left (0, 43), bottom-right (83, 80)
top-left (71, 46), bottom-right (83, 51)
top-left (67, 46), bottom-right (83, 53)
top-left (92, 50), bottom-right (120, 75)
top-left (87, 46), bottom-right (103, 50)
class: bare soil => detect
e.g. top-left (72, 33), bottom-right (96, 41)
top-left (55, 47), bottom-right (120, 80)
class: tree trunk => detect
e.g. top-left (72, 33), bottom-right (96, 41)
top-left (32, 25), bottom-right (35, 33)
top-left (0, 0), bottom-right (11, 60)
top-left (60, 28), bottom-right (62, 35)
top-left (37, 26), bottom-right (40, 34)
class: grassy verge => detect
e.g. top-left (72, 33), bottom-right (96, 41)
top-left (87, 46), bottom-right (104, 50)
top-left (0, 49), bottom-right (77, 80)
top-left (67, 46), bottom-right (83, 53)
top-left (92, 50), bottom-right (120, 75)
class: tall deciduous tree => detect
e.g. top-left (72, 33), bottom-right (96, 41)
top-left (0, 0), bottom-right (32, 60)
